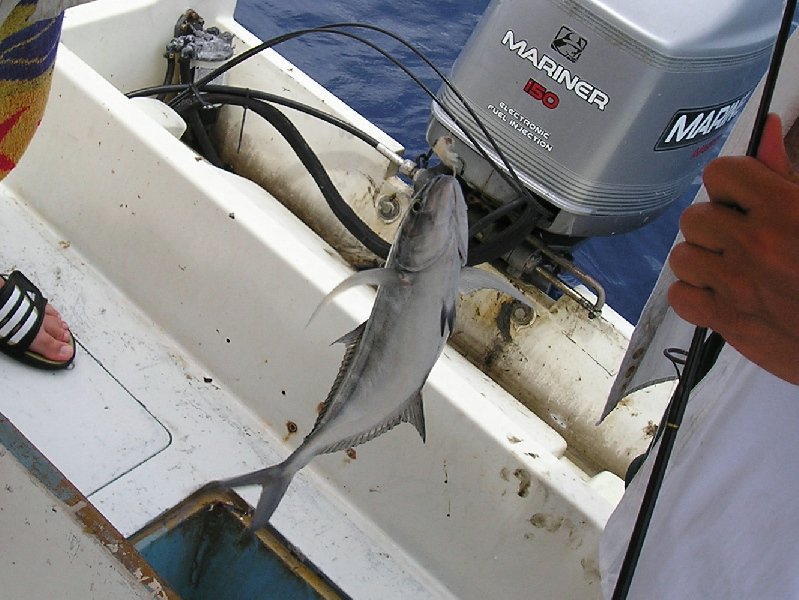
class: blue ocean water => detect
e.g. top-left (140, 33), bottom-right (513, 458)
top-left (232, 0), bottom-right (699, 324)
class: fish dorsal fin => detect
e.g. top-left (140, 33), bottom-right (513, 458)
top-left (311, 322), bottom-right (366, 433)
top-left (307, 268), bottom-right (402, 326)
top-left (459, 267), bottom-right (539, 313)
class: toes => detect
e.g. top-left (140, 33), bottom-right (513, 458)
top-left (30, 310), bottom-right (74, 362)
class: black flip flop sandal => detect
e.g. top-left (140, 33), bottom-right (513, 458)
top-left (0, 270), bottom-right (75, 370)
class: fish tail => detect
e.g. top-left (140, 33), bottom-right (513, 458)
top-left (249, 465), bottom-right (294, 531)
top-left (212, 461), bottom-right (296, 531)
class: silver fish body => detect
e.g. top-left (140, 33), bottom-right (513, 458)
top-left (211, 175), bottom-right (533, 530)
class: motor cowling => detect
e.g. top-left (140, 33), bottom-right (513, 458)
top-left (428, 0), bottom-right (783, 240)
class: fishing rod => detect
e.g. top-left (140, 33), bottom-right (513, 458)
top-left (611, 0), bottom-right (797, 597)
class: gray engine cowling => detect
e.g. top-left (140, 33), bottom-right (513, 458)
top-left (428, 0), bottom-right (783, 239)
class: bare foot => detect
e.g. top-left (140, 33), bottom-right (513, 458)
top-left (31, 303), bottom-right (74, 362)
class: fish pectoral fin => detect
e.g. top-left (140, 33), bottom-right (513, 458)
top-left (401, 390), bottom-right (427, 443)
top-left (459, 267), bottom-right (540, 313)
top-left (306, 268), bottom-right (402, 327)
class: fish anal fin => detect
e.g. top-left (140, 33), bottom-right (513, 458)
top-left (317, 391), bottom-right (427, 456)
top-left (400, 390), bottom-right (426, 442)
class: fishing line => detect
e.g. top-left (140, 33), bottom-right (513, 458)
top-left (316, 25), bottom-right (552, 210)
top-left (168, 23), bottom-right (533, 204)
top-left (610, 0), bottom-right (797, 597)
top-left (163, 22), bottom-right (551, 262)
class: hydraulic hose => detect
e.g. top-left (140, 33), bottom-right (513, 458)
top-left (172, 91), bottom-right (392, 258)
top-left (129, 83), bottom-right (384, 149)
top-left (161, 83), bottom-right (540, 264)
top-left (156, 55), bottom-right (176, 101)
top-left (132, 70), bottom-right (548, 265)
top-left (465, 200), bottom-right (540, 266)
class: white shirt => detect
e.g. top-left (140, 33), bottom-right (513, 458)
top-left (600, 345), bottom-right (799, 599)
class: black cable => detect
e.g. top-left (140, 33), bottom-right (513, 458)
top-left (172, 91), bottom-right (391, 258)
top-left (156, 55), bottom-right (176, 101)
top-left (317, 24), bottom-right (553, 214)
top-left (611, 0), bottom-right (797, 597)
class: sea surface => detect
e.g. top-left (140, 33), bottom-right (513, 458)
top-left (232, 0), bottom-right (707, 325)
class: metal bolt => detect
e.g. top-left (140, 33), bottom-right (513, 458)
top-left (376, 195), bottom-right (401, 223)
top-left (510, 302), bottom-right (534, 326)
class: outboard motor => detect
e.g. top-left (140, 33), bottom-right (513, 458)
top-left (428, 0), bottom-right (783, 296)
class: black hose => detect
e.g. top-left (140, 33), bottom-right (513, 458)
top-left (183, 107), bottom-right (225, 168)
top-left (172, 91), bottom-right (391, 258)
top-left (128, 83), bottom-right (383, 148)
top-left (142, 80), bottom-right (544, 264)
top-left (466, 201), bottom-right (540, 266)
top-left (176, 59), bottom-right (226, 168)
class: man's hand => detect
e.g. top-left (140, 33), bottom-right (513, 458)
top-left (669, 114), bottom-right (799, 385)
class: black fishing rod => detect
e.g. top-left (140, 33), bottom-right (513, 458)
top-left (610, 1), bottom-right (797, 597)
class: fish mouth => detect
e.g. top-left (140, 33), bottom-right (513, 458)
top-left (412, 174), bottom-right (457, 211)
top-left (395, 175), bottom-right (462, 271)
